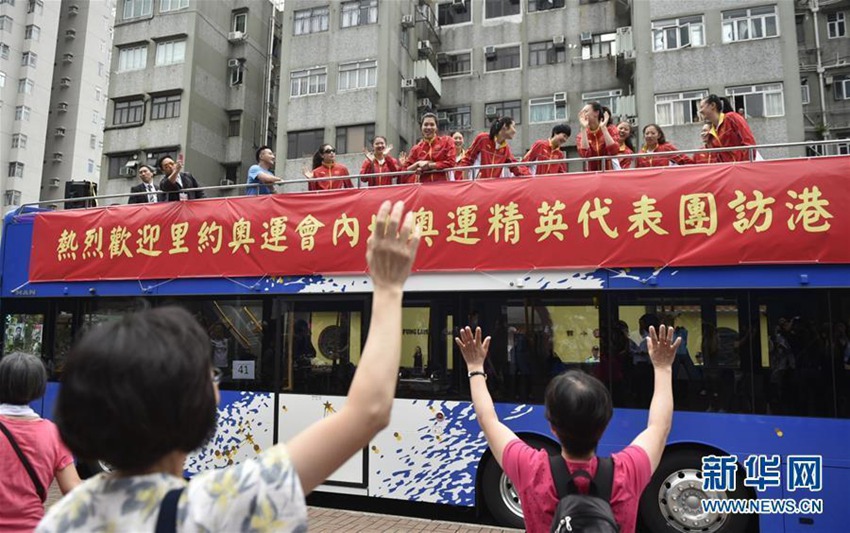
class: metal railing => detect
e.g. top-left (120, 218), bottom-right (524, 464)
top-left (14, 139), bottom-right (849, 213)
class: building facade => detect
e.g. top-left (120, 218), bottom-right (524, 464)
top-left (99, 0), bottom-right (280, 204)
top-left (796, 0), bottom-right (850, 153)
top-left (1, 0), bottom-right (61, 209)
top-left (276, 0), bottom-right (814, 182)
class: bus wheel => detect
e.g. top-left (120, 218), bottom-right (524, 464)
top-left (639, 449), bottom-right (752, 533)
top-left (77, 459), bottom-right (113, 479)
top-left (481, 437), bottom-right (559, 529)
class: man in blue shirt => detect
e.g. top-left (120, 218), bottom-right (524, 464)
top-left (247, 146), bottom-right (283, 195)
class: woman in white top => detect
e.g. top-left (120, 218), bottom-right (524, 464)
top-left (38, 201), bottom-right (421, 533)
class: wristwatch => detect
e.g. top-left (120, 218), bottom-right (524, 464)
top-left (468, 370), bottom-right (487, 379)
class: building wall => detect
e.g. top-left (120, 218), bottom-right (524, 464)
top-left (634, 0), bottom-right (804, 156)
top-left (1, 0), bottom-right (61, 208)
top-left (100, 0), bottom-right (277, 204)
top-left (41, 0), bottom-right (115, 205)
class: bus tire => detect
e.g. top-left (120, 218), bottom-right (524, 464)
top-left (639, 448), bottom-right (752, 533)
top-left (481, 436), bottom-right (559, 529)
top-left (76, 459), bottom-right (112, 479)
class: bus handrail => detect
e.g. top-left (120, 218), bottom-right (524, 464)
top-left (14, 139), bottom-right (849, 213)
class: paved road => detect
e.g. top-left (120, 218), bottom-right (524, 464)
top-left (46, 483), bottom-right (521, 532)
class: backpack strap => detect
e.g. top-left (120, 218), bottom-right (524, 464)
top-left (154, 487), bottom-right (185, 533)
top-left (593, 456), bottom-right (614, 502)
top-left (549, 454), bottom-right (614, 501)
top-left (0, 419), bottom-right (47, 502)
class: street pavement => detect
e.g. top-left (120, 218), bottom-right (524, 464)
top-left (46, 482), bottom-right (522, 532)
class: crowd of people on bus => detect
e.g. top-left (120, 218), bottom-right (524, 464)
top-left (125, 94), bottom-right (758, 203)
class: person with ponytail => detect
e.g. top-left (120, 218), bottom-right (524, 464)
top-left (459, 116), bottom-right (530, 179)
top-left (698, 94), bottom-right (757, 163)
top-left (575, 102), bottom-right (620, 171)
top-left (615, 121), bottom-right (636, 169)
top-left (303, 144), bottom-right (353, 191)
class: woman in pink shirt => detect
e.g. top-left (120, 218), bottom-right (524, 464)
top-left (0, 352), bottom-right (80, 532)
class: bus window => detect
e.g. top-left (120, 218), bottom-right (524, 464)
top-left (285, 304), bottom-right (363, 396)
top-left (469, 297), bottom-right (599, 403)
top-left (756, 291), bottom-right (834, 417)
top-left (4, 313), bottom-right (45, 357)
top-left (833, 291), bottom-right (850, 418)
top-left (173, 299), bottom-right (270, 391)
top-left (610, 295), bottom-right (746, 413)
top-left (50, 307), bottom-right (76, 379)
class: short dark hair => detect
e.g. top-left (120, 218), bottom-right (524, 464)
top-left (545, 370), bottom-right (613, 457)
top-left (551, 124), bottom-right (572, 138)
top-left (256, 145), bottom-right (272, 162)
top-left (138, 164), bottom-right (155, 175)
top-left (55, 307), bottom-right (218, 471)
top-left (155, 155), bottom-right (174, 171)
top-left (0, 352), bottom-right (46, 405)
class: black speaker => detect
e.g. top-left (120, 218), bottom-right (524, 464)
top-left (64, 181), bottom-right (98, 210)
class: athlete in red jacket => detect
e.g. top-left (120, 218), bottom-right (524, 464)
top-left (699, 94), bottom-right (757, 163)
top-left (360, 136), bottom-right (401, 187)
top-left (305, 144), bottom-right (352, 191)
top-left (522, 124), bottom-right (571, 176)
top-left (576, 102), bottom-right (620, 171)
top-left (402, 113), bottom-right (456, 183)
top-left (635, 124), bottom-right (694, 168)
top-left (460, 117), bottom-right (530, 179)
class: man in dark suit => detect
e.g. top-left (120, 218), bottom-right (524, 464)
top-left (128, 164), bottom-right (162, 204)
top-left (157, 154), bottom-right (206, 201)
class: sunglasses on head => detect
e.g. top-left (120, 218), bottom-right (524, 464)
top-left (323, 148), bottom-right (336, 154)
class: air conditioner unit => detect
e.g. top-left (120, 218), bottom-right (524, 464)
top-left (485, 105), bottom-right (498, 119)
top-left (401, 14), bottom-right (415, 28)
top-left (65, 29), bottom-right (77, 39)
top-left (227, 31), bottom-right (245, 42)
top-left (227, 58), bottom-right (241, 68)
top-left (553, 92), bottom-right (567, 106)
top-left (57, 102), bottom-right (69, 112)
top-left (418, 40), bottom-right (432, 56)
top-left (580, 32), bottom-right (593, 44)
top-left (553, 35), bottom-right (566, 49)
top-left (401, 78), bottom-right (416, 89)
top-left (825, 75), bottom-right (834, 85)
top-left (68, 4), bottom-right (79, 14)
top-left (418, 98), bottom-right (432, 109)
top-left (436, 52), bottom-right (449, 65)
top-left (436, 111), bottom-right (449, 121)
top-left (63, 53), bottom-right (74, 63)
top-left (60, 77), bottom-right (71, 88)
top-left (119, 166), bottom-right (136, 177)
top-left (49, 178), bottom-right (61, 187)
top-left (52, 152), bottom-right (64, 162)
top-left (55, 128), bottom-right (66, 137)
top-left (484, 45), bottom-right (497, 59)
top-left (220, 178), bottom-right (235, 186)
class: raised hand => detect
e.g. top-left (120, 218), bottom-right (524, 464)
top-left (398, 151), bottom-right (408, 166)
top-left (385, 144), bottom-right (394, 156)
top-left (301, 165), bottom-right (314, 179)
top-left (601, 110), bottom-right (611, 128)
top-left (579, 109), bottom-right (589, 129)
top-left (455, 326), bottom-right (491, 370)
top-left (366, 201), bottom-right (420, 291)
top-left (363, 148), bottom-right (375, 162)
top-left (646, 325), bottom-right (682, 370)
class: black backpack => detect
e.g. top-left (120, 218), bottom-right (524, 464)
top-left (548, 455), bottom-right (619, 533)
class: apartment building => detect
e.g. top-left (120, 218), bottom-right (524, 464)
top-left (276, 0), bottom-right (810, 181)
top-left (99, 0), bottom-right (280, 203)
top-left (1, 0), bottom-right (61, 208)
top-left (796, 0), bottom-right (850, 153)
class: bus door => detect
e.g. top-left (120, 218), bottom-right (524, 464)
top-left (397, 296), bottom-right (457, 398)
top-left (275, 297), bottom-right (368, 489)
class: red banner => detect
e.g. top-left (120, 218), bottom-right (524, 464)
top-left (29, 157), bottom-right (850, 282)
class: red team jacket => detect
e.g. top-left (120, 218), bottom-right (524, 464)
top-left (522, 139), bottom-right (567, 176)
top-left (309, 163), bottom-right (352, 191)
top-left (618, 145), bottom-right (634, 169)
top-left (360, 156), bottom-right (401, 187)
top-left (705, 112), bottom-right (757, 163)
top-left (576, 125), bottom-right (620, 171)
top-left (459, 133), bottom-right (530, 179)
top-left (635, 143), bottom-right (694, 168)
top-left (403, 135), bottom-right (457, 183)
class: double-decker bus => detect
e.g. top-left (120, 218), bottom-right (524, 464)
top-left (3, 147), bottom-right (849, 533)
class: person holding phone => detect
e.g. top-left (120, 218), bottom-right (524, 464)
top-left (158, 154), bottom-right (206, 201)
